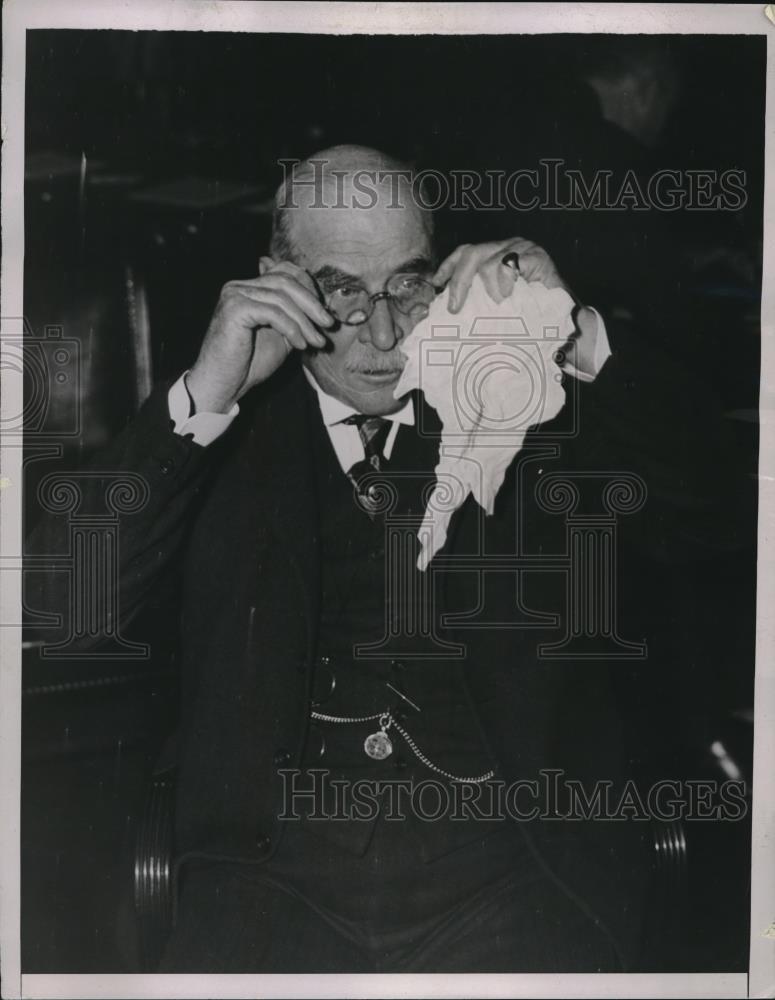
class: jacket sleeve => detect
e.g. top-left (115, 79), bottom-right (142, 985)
top-left (24, 380), bottom-right (220, 654)
top-left (528, 301), bottom-right (753, 564)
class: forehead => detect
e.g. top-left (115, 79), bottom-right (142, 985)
top-left (290, 197), bottom-right (432, 283)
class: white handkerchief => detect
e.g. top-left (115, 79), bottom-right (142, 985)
top-left (394, 274), bottom-right (574, 570)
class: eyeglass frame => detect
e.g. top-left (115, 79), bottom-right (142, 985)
top-left (322, 272), bottom-right (439, 327)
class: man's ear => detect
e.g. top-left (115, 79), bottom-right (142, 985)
top-left (258, 256), bottom-right (276, 276)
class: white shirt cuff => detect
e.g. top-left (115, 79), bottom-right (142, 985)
top-left (168, 372), bottom-right (239, 446)
top-left (562, 307), bottom-right (612, 383)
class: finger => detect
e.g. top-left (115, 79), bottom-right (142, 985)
top-left (258, 257), bottom-right (315, 293)
top-left (505, 243), bottom-right (561, 287)
top-left (250, 300), bottom-right (308, 352)
top-left (496, 257), bottom-right (519, 299)
top-left (230, 277), bottom-right (332, 335)
top-left (233, 273), bottom-right (334, 329)
top-left (233, 286), bottom-right (327, 348)
top-left (221, 290), bottom-right (309, 352)
top-left (479, 259), bottom-right (509, 304)
top-left (512, 248), bottom-right (543, 282)
top-left (447, 247), bottom-right (484, 313)
top-left (260, 288), bottom-right (328, 348)
top-left (431, 244), bottom-right (469, 290)
top-left (501, 237), bottom-right (536, 255)
top-left (261, 272), bottom-right (336, 327)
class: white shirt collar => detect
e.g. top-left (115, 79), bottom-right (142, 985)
top-left (303, 364), bottom-right (414, 472)
top-left (302, 364), bottom-right (414, 428)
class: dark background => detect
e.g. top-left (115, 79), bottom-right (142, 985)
top-left (21, 30), bottom-right (763, 972)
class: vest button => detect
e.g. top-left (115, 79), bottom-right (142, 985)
top-left (256, 834), bottom-right (271, 851)
top-left (273, 748), bottom-right (290, 766)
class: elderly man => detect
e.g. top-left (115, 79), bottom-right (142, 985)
top-left (29, 145), bottom-right (736, 972)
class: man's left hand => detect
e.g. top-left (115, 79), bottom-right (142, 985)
top-left (432, 237), bottom-right (604, 378)
top-left (432, 237), bottom-right (571, 314)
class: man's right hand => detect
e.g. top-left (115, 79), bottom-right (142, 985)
top-left (186, 260), bottom-right (334, 414)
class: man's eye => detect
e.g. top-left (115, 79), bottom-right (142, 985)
top-left (332, 285), bottom-right (363, 299)
top-left (396, 276), bottom-right (423, 291)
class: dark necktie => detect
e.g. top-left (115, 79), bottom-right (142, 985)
top-left (342, 414), bottom-right (392, 515)
top-left (343, 414), bottom-right (392, 471)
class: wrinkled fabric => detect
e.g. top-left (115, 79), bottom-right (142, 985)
top-left (394, 275), bottom-right (574, 569)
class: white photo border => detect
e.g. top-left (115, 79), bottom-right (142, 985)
top-left (1, 3), bottom-right (772, 998)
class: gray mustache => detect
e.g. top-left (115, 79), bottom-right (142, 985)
top-left (346, 352), bottom-right (406, 374)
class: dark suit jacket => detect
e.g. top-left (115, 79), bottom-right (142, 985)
top-left (26, 307), bottom-right (745, 968)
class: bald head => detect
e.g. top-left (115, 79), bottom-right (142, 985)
top-left (270, 144), bottom-right (434, 263)
top-left (287, 143), bottom-right (409, 179)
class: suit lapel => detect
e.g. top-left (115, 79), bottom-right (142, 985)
top-left (246, 363), bottom-right (321, 663)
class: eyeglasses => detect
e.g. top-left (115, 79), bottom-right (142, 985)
top-left (325, 273), bottom-right (437, 327)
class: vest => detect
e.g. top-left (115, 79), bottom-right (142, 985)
top-left (290, 396), bottom-right (506, 861)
